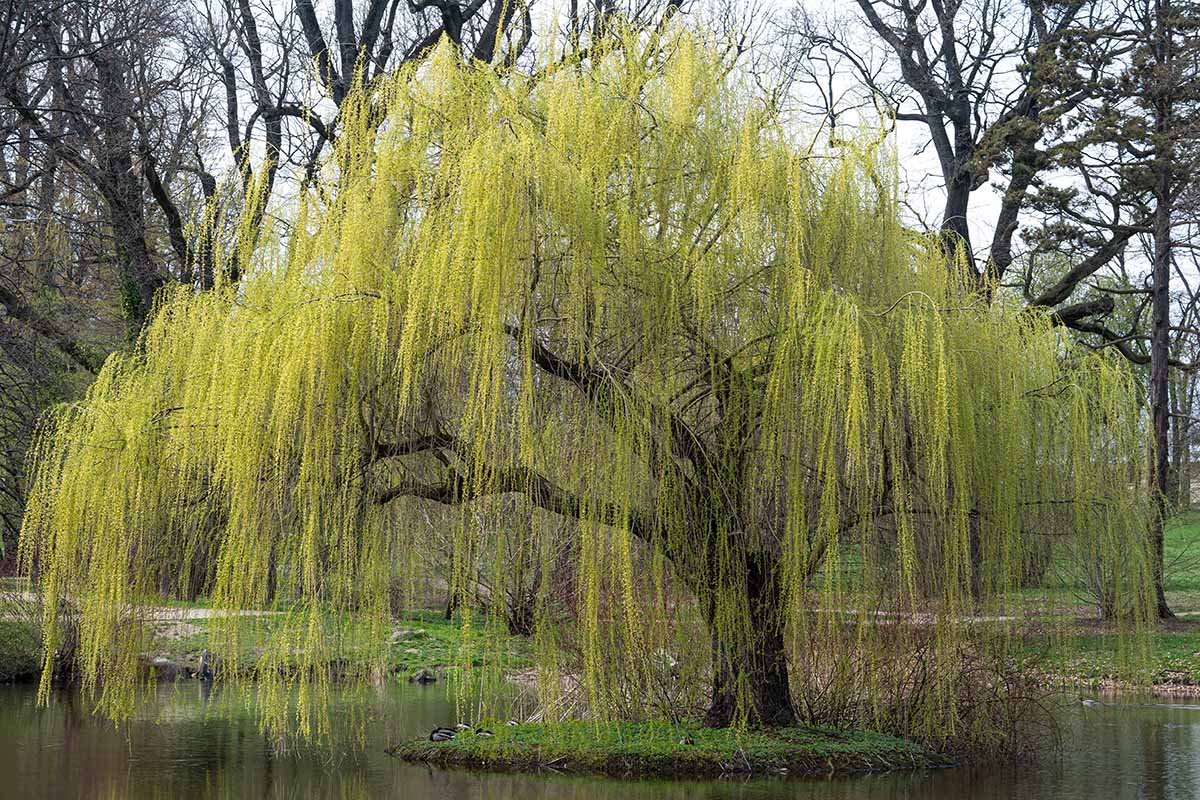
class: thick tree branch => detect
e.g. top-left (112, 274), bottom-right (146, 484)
top-left (1047, 294), bottom-right (1115, 328)
top-left (375, 461), bottom-right (652, 543)
top-left (0, 284), bottom-right (102, 372)
top-left (142, 151), bottom-right (192, 270)
top-left (296, 0), bottom-right (342, 100)
top-left (373, 432), bottom-right (453, 460)
top-left (505, 322), bottom-right (706, 471)
top-left (1032, 226), bottom-right (1141, 308)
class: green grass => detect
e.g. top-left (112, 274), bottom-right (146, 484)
top-left (150, 608), bottom-right (533, 682)
top-left (388, 720), bottom-right (943, 778)
top-left (1164, 511), bottom-right (1200, 612)
top-left (1030, 511), bottom-right (1200, 690)
top-left (0, 577), bottom-right (31, 593)
top-left (1037, 626), bottom-right (1200, 687)
top-left (0, 618), bottom-right (41, 682)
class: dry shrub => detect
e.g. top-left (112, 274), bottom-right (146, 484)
top-left (789, 620), bottom-right (1054, 762)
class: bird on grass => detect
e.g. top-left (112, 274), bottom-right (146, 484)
top-left (429, 727), bottom-right (456, 742)
top-left (455, 723), bottom-right (471, 731)
top-left (475, 728), bottom-right (494, 737)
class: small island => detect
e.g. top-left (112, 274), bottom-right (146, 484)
top-left (387, 721), bottom-right (947, 778)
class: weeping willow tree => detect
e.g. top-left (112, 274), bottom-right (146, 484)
top-left (20, 28), bottom-right (1153, 740)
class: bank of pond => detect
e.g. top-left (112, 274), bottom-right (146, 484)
top-left (389, 720), bottom-right (945, 778)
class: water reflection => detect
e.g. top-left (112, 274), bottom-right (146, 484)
top-left (0, 683), bottom-right (1197, 799)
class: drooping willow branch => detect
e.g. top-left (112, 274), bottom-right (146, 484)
top-left (17, 28), bottom-right (1156, 739)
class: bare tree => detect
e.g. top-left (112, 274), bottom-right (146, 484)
top-left (788, 0), bottom-right (1200, 615)
top-left (789, 1), bottom-right (1146, 323)
top-left (1, 0), bottom-right (209, 332)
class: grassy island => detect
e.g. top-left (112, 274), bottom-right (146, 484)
top-left (387, 721), bottom-right (947, 779)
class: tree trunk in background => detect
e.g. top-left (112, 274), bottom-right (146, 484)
top-left (1183, 371), bottom-right (1198, 510)
top-left (1149, 0), bottom-right (1176, 621)
top-left (941, 169), bottom-right (976, 271)
top-left (93, 49), bottom-right (165, 334)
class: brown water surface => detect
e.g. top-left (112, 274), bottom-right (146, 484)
top-left (0, 684), bottom-right (1195, 799)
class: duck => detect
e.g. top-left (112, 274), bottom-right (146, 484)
top-left (429, 727), bottom-right (456, 742)
top-left (474, 728), bottom-right (494, 737)
top-left (455, 723), bottom-right (471, 731)
top-left (506, 720), bottom-right (520, 727)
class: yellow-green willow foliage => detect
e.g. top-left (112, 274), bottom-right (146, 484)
top-left (20, 28), bottom-right (1153, 744)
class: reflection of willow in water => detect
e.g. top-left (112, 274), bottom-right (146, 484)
top-left (0, 684), bottom-right (454, 800)
top-left (4, 686), bottom-right (1200, 799)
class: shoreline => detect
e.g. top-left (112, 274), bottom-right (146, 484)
top-left (386, 721), bottom-right (950, 779)
top-left (1046, 674), bottom-right (1200, 698)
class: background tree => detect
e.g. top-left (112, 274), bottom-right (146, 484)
top-left (1023, 0), bottom-right (1200, 616)
top-left (789, 0), bottom-right (1200, 616)
top-left (789, 1), bottom-right (1125, 289)
top-left (0, 0), bottom-right (209, 331)
top-left (1143, 0), bottom-right (1199, 618)
top-left (0, 0), bottom-right (186, 556)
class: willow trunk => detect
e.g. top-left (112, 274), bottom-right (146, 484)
top-left (702, 554), bottom-right (797, 728)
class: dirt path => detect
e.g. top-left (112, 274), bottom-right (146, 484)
top-left (4, 591), bottom-right (278, 621)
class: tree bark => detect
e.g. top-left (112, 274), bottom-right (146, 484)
top-left (1149, 0), bottom-right (1175, 620)
top-left (703, 554), bottom-right (797, 728)
top-left (93, 49), bottom-right (164, 333)
top-left (941, 169), bottom-right (975, 271)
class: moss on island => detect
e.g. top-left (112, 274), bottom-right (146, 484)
top-left (387, 721), bottom-right (948, 778)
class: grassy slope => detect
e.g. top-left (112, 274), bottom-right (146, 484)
top-left (388, 721), bottom-right (943, 778)
top-left (0, 618), bottom-right (40, 681)
top-left (1046, 513), bottom-right (1200, 690)
top-left (148, 609), bottom-right (533, 681)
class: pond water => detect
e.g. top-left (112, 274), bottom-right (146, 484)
top-left (0, 682), bottom-right (1196, 799)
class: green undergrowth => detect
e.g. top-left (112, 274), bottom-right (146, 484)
top-left (0, 619), bottom-right (40, 681)
top-left (1026, 515), bottom-right (1200, 690)
top-left (387, 720), bottom-right (945, 778)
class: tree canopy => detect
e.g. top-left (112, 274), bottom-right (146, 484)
top-left (20, 29), bottom-right (1153, 742)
